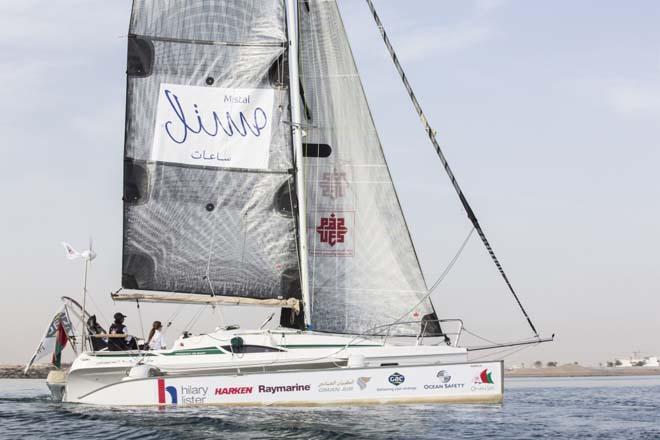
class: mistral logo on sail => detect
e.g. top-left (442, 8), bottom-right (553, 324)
top-left (151, 83), bottom-right (274, 170)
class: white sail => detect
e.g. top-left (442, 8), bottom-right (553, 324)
top-left (298, 1), bottom-right (433, 335)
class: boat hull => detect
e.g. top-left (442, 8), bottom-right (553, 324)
top-left (72, 361), bottom-right (503, 406)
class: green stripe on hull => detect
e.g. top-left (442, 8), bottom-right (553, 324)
top-left (91, 344), bottom-right (380, 358)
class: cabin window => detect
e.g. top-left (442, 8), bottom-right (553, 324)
top-left (221, 345), bottom-right (284, 353)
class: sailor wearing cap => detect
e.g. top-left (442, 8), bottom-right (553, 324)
top-left (108, 312), bottom-right (135, 351)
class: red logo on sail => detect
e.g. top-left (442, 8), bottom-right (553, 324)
top-left (319, 170), bottom-right (347, 200)
top-left (316, 214), bottom-right (348, 247)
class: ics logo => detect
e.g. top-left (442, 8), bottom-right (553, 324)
top-left (157, 378), bottom-right (178, 404)
top-left (388, 372), bottom-right (405, 386)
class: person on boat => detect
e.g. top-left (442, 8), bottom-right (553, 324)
top-left (146, 320), bottom-right (166, 350)
top-left (108, 312), bottom-right (135, 351)
top-left (86, 315), bottom-right (107, 351)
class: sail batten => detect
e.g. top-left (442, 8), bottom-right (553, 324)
top-left (130, 34), bottom-right (286, 48)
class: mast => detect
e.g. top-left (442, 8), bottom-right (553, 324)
top-left (285, 0), bottom-right (312, 329)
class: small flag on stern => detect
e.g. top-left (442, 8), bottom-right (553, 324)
top-left (52, 320), bottom-right (69, 369)
top-left (24, 306), bottom-right (75, 373)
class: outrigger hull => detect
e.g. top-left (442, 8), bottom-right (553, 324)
top-left (70, 361), bottom-right (503, 406)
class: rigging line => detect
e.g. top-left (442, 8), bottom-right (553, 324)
top-left (469, 342), bottom-right (536, 362)
top-left (135, 299), bottom-right (146, 341)
top-left (163, 302), bottom-right (187, 334)
top-left (462, 327), bottom-right (504, 347)
top-left (85, 289), bottom-right (109, 327)
top-left (429, 227), bottom-right (474, 294)
top-left (364, 0), bottom-right (539, 337)
top-left (392, 226), bottom-right (474, 326)
top-left (184, 305), bottom-right (207, 332)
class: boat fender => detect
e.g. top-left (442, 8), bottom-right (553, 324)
top-left (347, 354), bottom-right (366, 368)
top-left (126, 364), bottom-right (160, 380)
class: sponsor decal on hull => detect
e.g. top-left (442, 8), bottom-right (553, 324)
top-left (423, 369), bottom-right (465, 390)
top-left (471, 368), bottom-right (497, 392)
top-left (140, 364), bottom-right (502, 406)
top-left (258, 384), bottom-right (311, 394)
top-left (215, 387), bottom-right (253, 395)
top-left (388, 372), bottom-right (405, 386)
top-left (317, 377), bottom-right (371, 393)
top-left (377, 372), bottom-right (417, 393)
top-left (157, 380), bottom-right (209, 404)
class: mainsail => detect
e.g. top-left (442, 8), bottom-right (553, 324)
top-left (120, 0), bottom-right (436, 334)
top-left (298, 1), bottom-right (434, 334)
top-left (122, 1), bottom-right (301, 302)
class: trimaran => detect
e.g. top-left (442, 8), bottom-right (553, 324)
top-left (38, 0), bottom-right (552, 406)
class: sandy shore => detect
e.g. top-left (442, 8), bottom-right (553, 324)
top-left (505, 364), bottom-right (660, 377)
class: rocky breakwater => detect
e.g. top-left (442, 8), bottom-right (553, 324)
top-left (0, 364), bottom-right (69, 379)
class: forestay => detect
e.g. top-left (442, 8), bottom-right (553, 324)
top-left (298, 0), bottom-right (433, 335)
top-left (122, 1), bottom-right (301, 301)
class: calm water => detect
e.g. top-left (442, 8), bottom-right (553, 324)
top-left (1, 376), bottom-right (659, 439)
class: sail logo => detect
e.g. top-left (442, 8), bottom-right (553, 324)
top-left (157, 378), bottom-right (178, 404)
top-left (475, 369), bottom-right (495, 384)
top-left (151, 83), bottom-right (274, 170)
top-left (357, 377), bottom-right (371, 390)
top-left (316, 214), bottom-right (348, 247)
top-left (319, 170), bottom-right (348, 200)
top-left (388, 372), bottom-right (405, 386)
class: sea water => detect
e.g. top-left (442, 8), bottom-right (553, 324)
top-left (1, 376), bottom-right (659, 439)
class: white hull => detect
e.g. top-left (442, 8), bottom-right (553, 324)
top-left (55, 328), bottom-right (503, 406)
top-left (73, 361), bottom-right (503, 406)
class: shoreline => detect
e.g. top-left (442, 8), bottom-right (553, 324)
top-left (1, 364), bottom-right (67, 379)
top-left (505, 365), bottom-right (660, 378)
top-left (4, 364), bottom-right (660, 380)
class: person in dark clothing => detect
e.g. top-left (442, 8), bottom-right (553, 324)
top-left (86, 315), bottom-right (107, 351)
top-left (108, 312), bottom-right (135, 351)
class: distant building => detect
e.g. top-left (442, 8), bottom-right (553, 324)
top-left (613, 355), bottom-right (659, 367)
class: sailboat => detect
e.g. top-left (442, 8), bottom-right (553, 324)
top-left (48, 0), bottom-right (551, 406)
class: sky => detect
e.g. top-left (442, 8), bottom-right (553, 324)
top-left (0, 0), bottom-right (658, 366)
